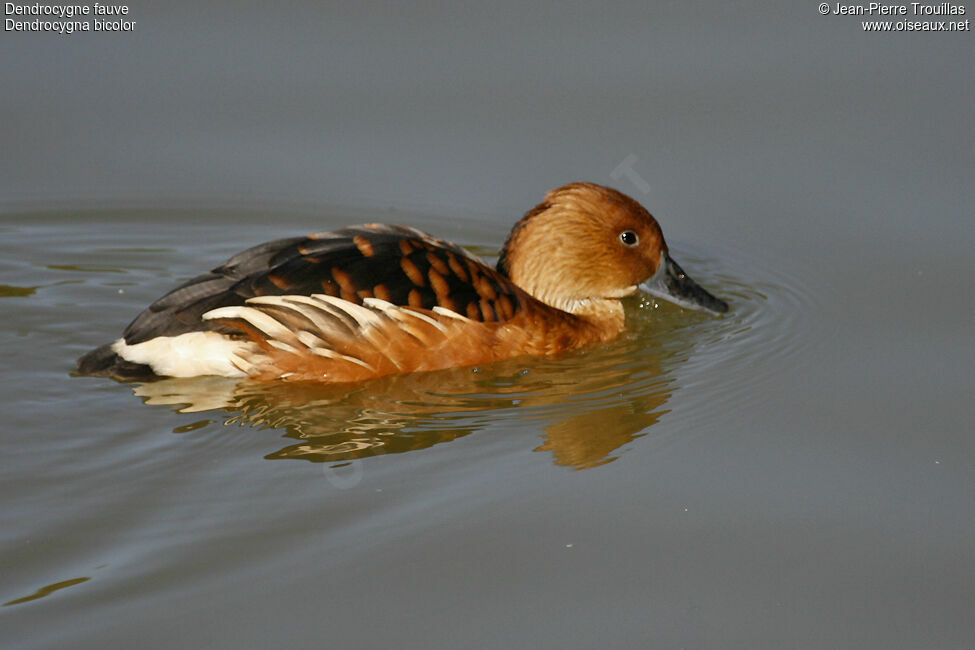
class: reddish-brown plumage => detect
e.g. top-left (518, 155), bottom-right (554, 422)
top-left (77, 182), bottom-right (728, 382)
top-left (235, 293), bottom-right (601, 383)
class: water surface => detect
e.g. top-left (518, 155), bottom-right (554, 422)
top-left (2, 3), bottom-right (973, 649)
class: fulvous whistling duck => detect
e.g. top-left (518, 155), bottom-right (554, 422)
top-left (77, 183), bottom-right (728, 382)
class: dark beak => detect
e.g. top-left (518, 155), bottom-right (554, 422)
top-left (639, 253), bottom-right (729, 315)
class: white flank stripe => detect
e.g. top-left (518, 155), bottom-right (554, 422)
top-left (228, 352), bottom-right (256, 374)
top-left (401, 309), bottom-right (448, 333)
top-left (365, 297), bottom-right (449, 332)
top-left (245, 296), bottom-right (296, 307)
top-left (295, 330), bottom-right (328, 349)
top-left (432, 306), bottom-right (470, 321)
top-left (308, 347), bottom-right (375, 370)
top-left (312, 294), bottom-right (384, 330)
top-left (266, 340), bottom-right (301, 355)
top-left (263, 296), bottom-right (345, 337)
top-left (203, 305), bottom-right (296, 341)
top-left (362, 297), bottom-right (397, 311)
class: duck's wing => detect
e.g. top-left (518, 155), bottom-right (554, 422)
top-left (121, 224), bottom-right (527, 345)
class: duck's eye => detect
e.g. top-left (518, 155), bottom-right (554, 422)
top-left (620, 230), bottom-right (639, 247)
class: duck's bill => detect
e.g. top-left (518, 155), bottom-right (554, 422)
top-left (640, 253), bottom-right (729, 315)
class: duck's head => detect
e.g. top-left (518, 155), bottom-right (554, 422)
top-left (497, 182), bottom-right (728, 315)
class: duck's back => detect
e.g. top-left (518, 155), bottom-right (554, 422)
top-left (78, 224), bottom-right (533, 381)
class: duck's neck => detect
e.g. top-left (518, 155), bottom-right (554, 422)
top-left (497, 251), bottom-right (630, 341)
top-left (536, 293), bottom-right (627, 341)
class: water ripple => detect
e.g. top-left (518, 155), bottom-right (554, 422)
top-left (642, 242), bottom-right (819, 429)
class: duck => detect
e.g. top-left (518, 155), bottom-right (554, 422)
top-left (77, 182), bottom-right (728, 383)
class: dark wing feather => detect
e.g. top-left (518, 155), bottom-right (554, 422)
top-left (122, 224), bottom-right (525, 344)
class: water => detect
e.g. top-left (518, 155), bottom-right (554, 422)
top-left (2, 3), bottom-right (974, 649)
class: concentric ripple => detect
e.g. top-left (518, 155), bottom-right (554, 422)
top-left (634, 241), bottom-right (820, 431)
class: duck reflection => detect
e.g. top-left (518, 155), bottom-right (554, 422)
top-left (127, 300), bottom-right (697, 470)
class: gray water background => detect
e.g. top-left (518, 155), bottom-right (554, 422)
top-left (1, 3), bottom-right (973, 648)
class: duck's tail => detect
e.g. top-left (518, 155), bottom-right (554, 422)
top-left (76, 343), bottom-right (157, 381)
